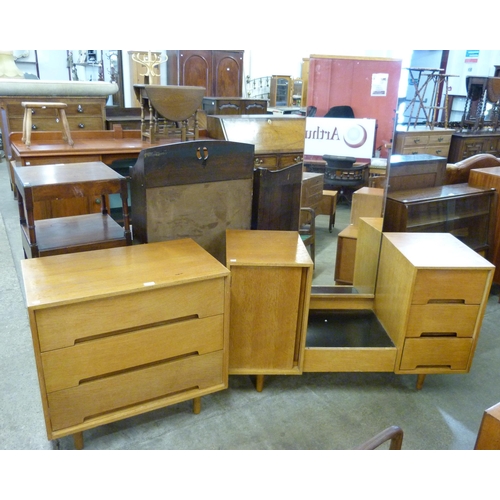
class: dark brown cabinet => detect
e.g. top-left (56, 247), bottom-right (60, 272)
top-left (448, 132), bottom-right (500, 162)
top-left (167, 50), bottom-right (244, 97)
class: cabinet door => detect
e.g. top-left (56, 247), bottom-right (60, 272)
top-left (177, 50), bottom-right (213, 94)
top-left (212, 51), bottom-right (243, 97)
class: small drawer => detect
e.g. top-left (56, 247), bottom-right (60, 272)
top-left (427, 134), bottom-right (452, 146)
top-left (36, 278), bottom-right (226, 351)
top-left (412, 269), bottom-right (489, 305)
top-left (424, 145), bottom-right (450, 157)
top-left (399, 337), bottom-right (473, 371)
top-left (279, 153), bottom-right (303, 167)
top-left (66, 117), bottom-right (104, 130)
top-left (401, 146), bottom-right (429, 155)
top-left (254, 155), bottom-right (278, 169)
top-left (65, 102), bottom-right (104, 116)
top-left (406, 304), bottom-right (480, 338)
top-left (47, 350), bottom-right (224, 431)
top-left (402, 134), bottom-right (429, 147)
top-left (41, 314), bottom-right (224, 392)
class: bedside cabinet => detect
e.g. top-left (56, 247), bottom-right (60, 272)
top-left (374, 233), bottom-right (494, 389)
top-left (226, 229), bottom-right (313, 392)
top-left (21, 239), bottom-right (230, 449)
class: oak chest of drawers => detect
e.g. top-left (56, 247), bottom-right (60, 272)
top-left (375, 233), bottom-right (494, 387)
top-left (21, 239), bottom-right (230, 448)
top-left (393, 126), bottom-right (454, 157)
top-left (1, 95), bottom-right (107, 160)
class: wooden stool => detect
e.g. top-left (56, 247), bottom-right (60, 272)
top-left (21, 102), bottom-right (74, 148)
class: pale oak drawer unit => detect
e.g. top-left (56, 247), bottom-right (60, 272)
top-left (375, 233), bottom-right (494, 380)
top-left (393, 127), bottom-right (454, 157)
top-left (21, 239), bottom-right (230, 448)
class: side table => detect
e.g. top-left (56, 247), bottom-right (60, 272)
top-left (13, 162), bottom-right (131, 258)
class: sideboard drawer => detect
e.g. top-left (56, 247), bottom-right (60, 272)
top-left (36, 278), bottom-right (226, 351)
top-left (400, 337), bottom-right (473, 371)
top-left (41, 314), bottom-right (224, 392)
top-left (47, 350), bottom-right (224, 431)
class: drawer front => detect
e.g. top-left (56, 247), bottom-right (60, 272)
top-left (427, 134), bottom-right (452, 146)
top-left (412, 269), bottom-right (489, 305)
top-left (399, 337), bottom-right (473, 371)
top-left (406, 304), bottom-right (480, 338)
top-left (36, 278), bottom-right (225, 351)
top-left (279, 153), bottom-right (303, 167)
top-left (66, 117), bottom-right (104, 130)
top-left (42, 314), bottom-right (224, 393)
top-left (401, 146), bottom-right (429, 155)
top-left (11, 116), bottom-right (104, 132)
top-left (402, 134), bottom-right (429, 148)
top-left (254, 155), bottom-right (278, 169)
top-left (424, 144), bottom-right (450, 157)
top-left (47, 350), bottom-right (224, 431)
top-left (22, 155), bottom-right (102, 166)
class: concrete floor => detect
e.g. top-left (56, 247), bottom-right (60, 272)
top-left (1, 156), bottom-right (500, 453)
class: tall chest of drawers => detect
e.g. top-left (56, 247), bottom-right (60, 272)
top-left (21, 239), bottom-right (230, 449)
top-left (374, 233), bottom-right (494, 388)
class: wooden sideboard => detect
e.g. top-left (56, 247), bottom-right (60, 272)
top-left (202, 97), bottom-right (267, 115)
top-left (448, 131), bottom-right (500, 163)
top-left (1, 93), bottom-right (110, 160)
top-left (21, 239), bottom-right (230, 449)
top-left (206, 114), bottom-right (305, 169)
top-left (383, 184), bottom-right (496, 257)
top-left (392, 126), bottom-right (454, 157)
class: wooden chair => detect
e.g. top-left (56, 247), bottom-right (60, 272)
top-left (354, 425), bottom-right (404, 450)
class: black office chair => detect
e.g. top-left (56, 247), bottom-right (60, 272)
top-left (306, 105), bottom-right (317, 117)
top-left (322, 155), bottom-right (369, 204)
top-left (324, 105), bottom-right (355, 119)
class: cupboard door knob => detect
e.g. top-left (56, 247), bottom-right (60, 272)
top-left (78, 123), bottom-right (85, 128)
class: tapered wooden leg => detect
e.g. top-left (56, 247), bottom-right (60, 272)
top-left (416, 374), bottom-right (426, 390)
top-left (59, 109), bottom-right (74, 146)
top-left (73, 432), bottom-right (84, 450)
top-left (256, 375), bottom-right (265, 392)
top-left (193, 397), bottom-right (201, 414)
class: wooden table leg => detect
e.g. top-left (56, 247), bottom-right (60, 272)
top-left (416, 374), bottom-right (426, 390)
top-left (193, 397), bottom-right (201, 414)
top-left (73, 432), bottom-right (84, 450)
top-left (256, 374), bottom-right (265, 392)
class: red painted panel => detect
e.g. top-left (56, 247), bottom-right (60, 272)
top-left (308, 56), bottom-right (402, 157)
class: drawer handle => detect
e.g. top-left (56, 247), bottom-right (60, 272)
top-left (78, 123), bottom-right (85, 128)
top-left (77, 105), bottom-right (84, 113)
top-left (196, 146), bottom-right (209, 165)
top-left (413, 139), bottom-right (420, 144)
top-left (420, 332), bottom-right (458, 337)
top-left (31, 124), bottom-right (37, 130)
top-left (294, 156), bottom-right (302, 162)
top-left (438, 137), bottom-right (443, 142)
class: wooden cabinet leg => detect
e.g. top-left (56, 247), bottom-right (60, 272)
top-left (256, 374), bottom-right (265, 392)
top-left (416, 374), bottom-right (426, 390)
top-left (73, 432), bottom-right (84, 450)
top-left (193, 397), bottom-right (201, 414)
